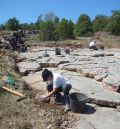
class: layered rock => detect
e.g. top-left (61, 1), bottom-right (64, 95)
top-left (17, 62), bottom-right (41, 75)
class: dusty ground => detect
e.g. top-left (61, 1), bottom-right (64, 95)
top-left (0, 52), bottom-right (78, 129)
top-left (0, 88), bottom-right (81, 129)
top-left (0, 32), bottom-right (120, 129)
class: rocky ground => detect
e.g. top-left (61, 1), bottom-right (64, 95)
top-left (1, 31), bottom-right (120, 129)
top-left (16, 47), bottom-right (120, 129)
top-left (0, 30), bottom-right (39, 52)
top-left (0, 49), bottom-right (83, 129)
top-left (0, 91), bottom-right (79, 129)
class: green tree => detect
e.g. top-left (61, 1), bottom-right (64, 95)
top-left (53, 17), bottom-right (60, 40)
top-left (39, 20), bottom-right (55, 41)
top-left (75, 14), bottom-right (93, 37)
top-left (20, 23), bottom-right (29, 30)
top-left (37, 14), bottom-right (43, 24)
top-left (6, 17), bottom-right (20, 31)
top-left (36, 14), bottom-right (43, 29)
top-left (28, 22), bottom-right (37, 30)
top-left (107, 10), bottom-right (120, 35)
top-left (0, 24), bottom-right (5, 30)
top-left (59, 18), bottom-right (68, 39)
top-left (59, 18), bottom-right (74, 39)
top-left (67, 20), bottom-right (74, 38)
top-left (44, 12), bottom-right (57, 22)
top-left (92, 15), bottom-right (108, 32)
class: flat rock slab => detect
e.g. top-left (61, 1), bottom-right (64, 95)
top-left (17, 62), bottom-right (41, 75)
top-left (109, 64), bottom-right (120, 75)
top-left (85, 105), bottom-right (120, 129)
top-left (74, 104), bottom-right (120, 129)
top-left (19, 48), bottom-right (120, 84)
top-left (20, 52), bottom-right (42, 61)
top-left (102, 75), bottom-right (120, 91)
top-left (59, 63), bottom-right (108, 79)
top-left (22, 68), bottom-right (120, 107)
top-left (37, 56), bottom-right (70, 68)
top-left (22, 72), bottom-right (46, 92)
top-left (65, 72), bottom-right (120, 107)
top-left (20, 48), bottom-right (120, 129)
top-left (20, 48), bottom-right (67, 61)
top-left (74, 119), bottom-right (95, 129)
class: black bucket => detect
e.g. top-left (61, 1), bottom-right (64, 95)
top-left (69, 92), bottom-right (88, 113)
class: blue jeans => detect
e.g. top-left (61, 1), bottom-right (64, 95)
top-left (47, 83), bottom-right (72, 104)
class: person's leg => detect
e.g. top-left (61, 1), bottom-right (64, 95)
top-left (89, 46), bottom-right (92, 49)
top-left (62, 84), bottom-right (72, 111)
top-left (47, 83), bottom-right (63, 103)
top-left (46, 82), bottom-right (53, 92)
top-left (47, 82), bottom-right (62, 93)
top-left (93, 46), bottom-right (98, 50)
top-left (53, 87), bottom-right (63, 103)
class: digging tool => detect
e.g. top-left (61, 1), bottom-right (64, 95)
top-left (16, 96), bottom-right (27, 102)
top-left (1, 86), bottom-right (27, 102)
top-left (1, 86), bottom-right (25, 97)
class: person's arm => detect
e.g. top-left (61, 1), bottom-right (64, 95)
top-left (46, 88), bottom-right (57, 97)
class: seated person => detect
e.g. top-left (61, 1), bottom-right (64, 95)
top-left (95, 34), bottom-right (104, 50)
top-left (89, 40), bottom-right (98, 50)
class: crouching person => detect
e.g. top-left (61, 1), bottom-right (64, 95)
top-left (41, 69), bottom-right (72, 111)
top-left (89, 40), bottom-right (98, 50)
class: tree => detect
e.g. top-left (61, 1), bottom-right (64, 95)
top-left (36, 14), bottom-right (43, 29)
top-left (37, 14), bottom-right (43, 24)
top-left (75, 14), bottom-right (93, 36)
top-left (59, 18), bottom-right (74, 39)
top-left (20, 23), bottom-right (29, 30)
top-left (59, 18), bottom-right (69, 39)
top-left (0, 24), bottom-right (5, 30)
top-left (53, 17), bottom-right (59, 25)
top-left (92, 15), bottom-right (108, 32)
top-left (6, 17), bottom-right (20, 31)
top-left (28, 22), bottom-right (37, 30)
top-left (44, 12), bottom-right (57, 22)
top-left (53, 17), bottom-right (60, 40)
top-left (107, 10), bottom-right (120, 35)
top-left (39, 20), bottom-right (55, 41)
top-left (67, 20), bottom-right (74, 38)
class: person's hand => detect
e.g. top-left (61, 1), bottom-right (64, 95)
top-left (40, 95), bottom-right (50, 103)
top-left (40, 95), bottom-right (48, 99)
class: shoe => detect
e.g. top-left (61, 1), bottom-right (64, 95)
top-left (64, 104), bottom-right (71, 112)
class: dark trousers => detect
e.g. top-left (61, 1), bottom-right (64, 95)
top-left (47, 83), bottom-right (72, 104)
top-left (89, 46), bottom-right (98, 50)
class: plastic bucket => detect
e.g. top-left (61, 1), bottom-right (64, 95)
top-left (69, 92), bottom-right (88, 113)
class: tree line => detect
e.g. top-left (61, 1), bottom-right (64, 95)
top-left (0, 10), bottom-right (120, 41)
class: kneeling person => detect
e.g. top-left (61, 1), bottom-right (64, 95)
top-left (89, 40), bottom-right (98, 50)
top-left (42, 69), bottom-right (72, 111)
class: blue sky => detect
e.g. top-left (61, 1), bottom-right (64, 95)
top-left (0, 0), bottom-right (120, 24)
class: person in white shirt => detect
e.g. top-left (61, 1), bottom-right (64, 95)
top-left (41, 69), bottom-right (72, 111)
top-left (89, 40), bottom-right (98, 50)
